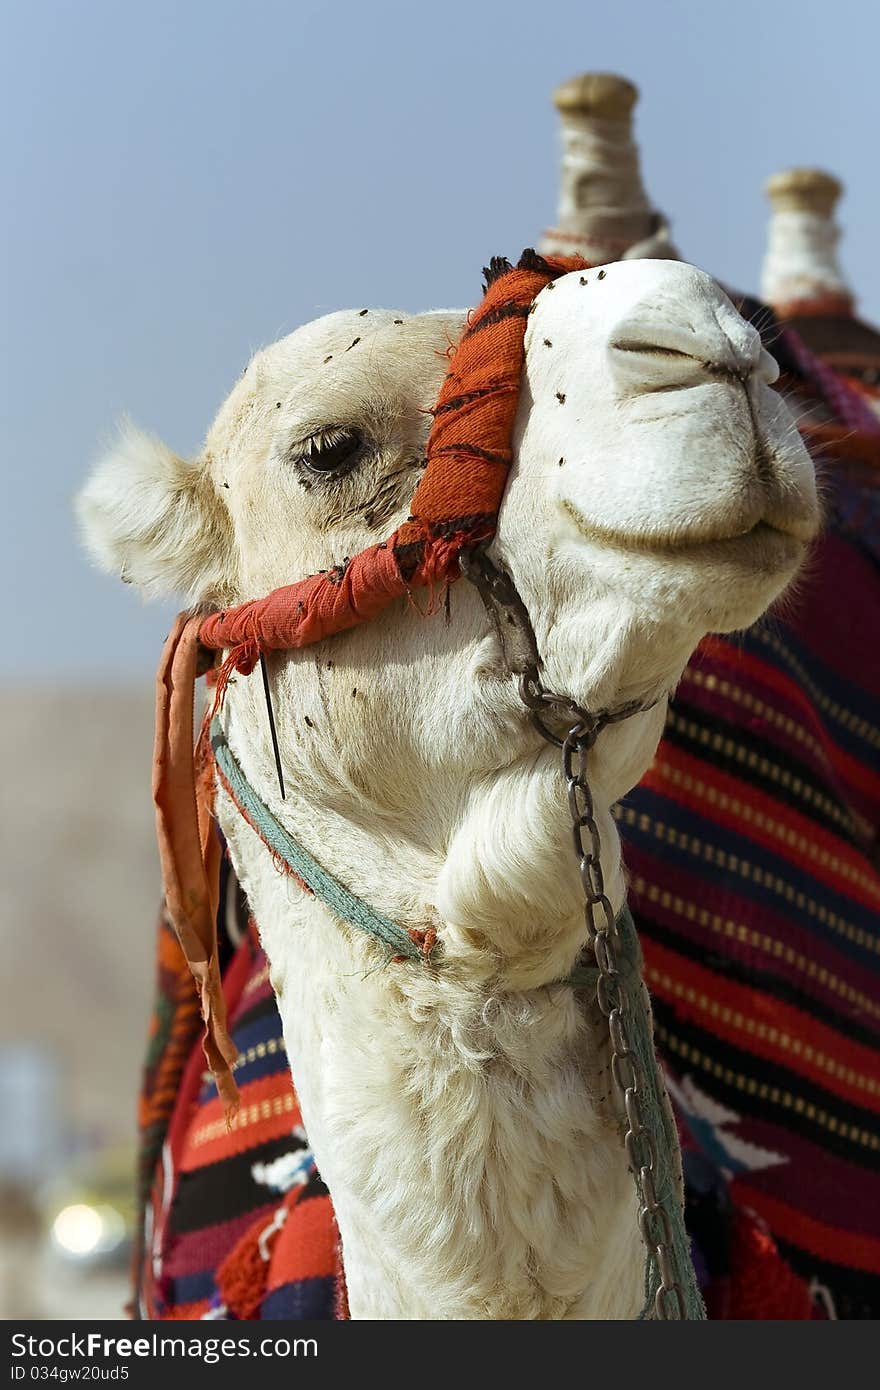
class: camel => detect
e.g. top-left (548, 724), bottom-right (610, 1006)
top-left (77, 255), bottom-right (818, 1319)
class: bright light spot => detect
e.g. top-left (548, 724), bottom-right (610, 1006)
top-left (52, 1203), bottom-right (103, 1255)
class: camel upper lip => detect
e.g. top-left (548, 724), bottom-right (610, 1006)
top-left (562, 502), bottom-right (815, 556)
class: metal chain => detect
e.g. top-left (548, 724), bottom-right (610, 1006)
top-left (520, 666), bottom-right (687, 1320)
top-left (459, 546), bottom-right (691, 1316)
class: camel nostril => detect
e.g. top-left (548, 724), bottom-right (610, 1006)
top-left (609, 336), bottom-right (711, 394)
top-left (611, 341), bottom-right (699, 363)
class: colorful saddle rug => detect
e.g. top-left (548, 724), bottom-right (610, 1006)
top-left (134, 310), bottom-right (880, 1322)
top-left (137, 878), bottom-right (344, 1320)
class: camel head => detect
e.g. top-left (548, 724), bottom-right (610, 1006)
top-left (78, 258), bottom-right (817, 829)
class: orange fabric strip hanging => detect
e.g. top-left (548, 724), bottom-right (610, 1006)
top-left (153, 613), bottom-right (239, 1117)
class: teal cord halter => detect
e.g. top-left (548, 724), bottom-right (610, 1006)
top-left (211, 717), bottom-right (423, 964)
top-left (209, 716), bottom-right (704, 1320)
top-left (211, 715), bottom-right (596, 984)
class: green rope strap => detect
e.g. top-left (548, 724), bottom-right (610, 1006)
top-left (612, 907), bottom-right (705, 1320)
top-left (210, 716), bottom-right (703, 1319)
top-left (211, 718), bottom-right (422, 962)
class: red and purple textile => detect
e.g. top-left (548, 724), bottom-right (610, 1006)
top-left (137, 869), bottom-right (343, 1321)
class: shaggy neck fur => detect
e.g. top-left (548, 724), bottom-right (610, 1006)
top-left (217, 658), bottom-right (668, 1319)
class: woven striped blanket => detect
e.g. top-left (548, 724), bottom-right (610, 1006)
top-left (138, 883), bottom-right (343, 1320)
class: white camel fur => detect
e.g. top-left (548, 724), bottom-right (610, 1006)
top-left (78, 259), bottom-right (819, 1319)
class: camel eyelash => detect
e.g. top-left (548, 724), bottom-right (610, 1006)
top-left (289, 426), bottom-right (365, 479)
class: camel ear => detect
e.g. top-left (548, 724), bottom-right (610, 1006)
top-left (76, 423), bottom-right (235, 602)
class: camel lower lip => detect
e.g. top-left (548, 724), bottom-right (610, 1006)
top-left (563, 504), bottom-right (806, 560)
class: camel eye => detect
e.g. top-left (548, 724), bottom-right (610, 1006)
top-left (296, 427), bottom-right (363, 476)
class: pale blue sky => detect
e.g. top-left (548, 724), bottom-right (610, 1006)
top-left (3, 0), bottom-right (877, 680)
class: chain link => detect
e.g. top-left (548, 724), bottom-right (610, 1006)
top-left (522, 665), bottom-right (687, 1320)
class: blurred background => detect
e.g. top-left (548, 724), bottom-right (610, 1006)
top-left (1, 0), bottom-right (876, 1318)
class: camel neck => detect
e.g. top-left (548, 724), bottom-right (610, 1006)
top-left (212, 715), bottom-right (608, 993)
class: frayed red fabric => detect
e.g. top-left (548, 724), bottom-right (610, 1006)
top-left (200, 538), bottom-right (410, 705)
